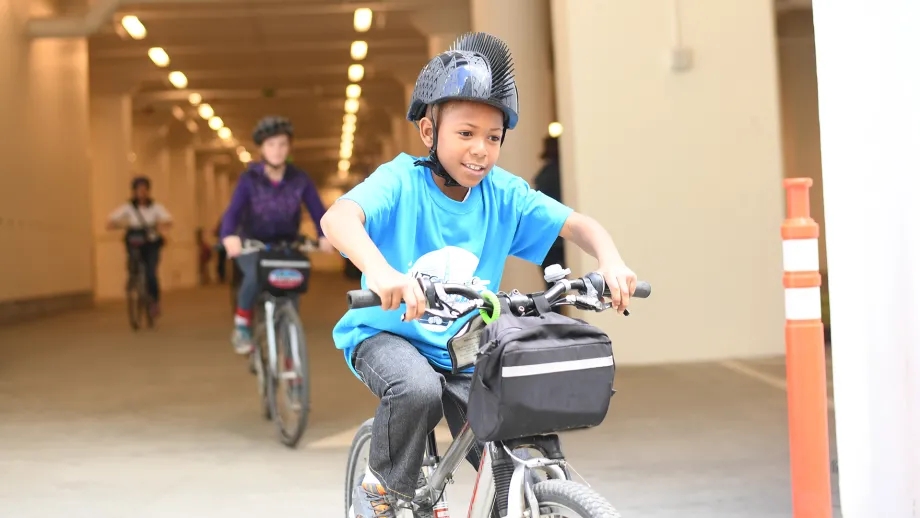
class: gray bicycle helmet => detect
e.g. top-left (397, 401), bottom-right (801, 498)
top-left (252, 115), bottom-right (294, 146)
top-left (407, 32), bottom-right (519, 186)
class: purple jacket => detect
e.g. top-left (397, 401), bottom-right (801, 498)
top-left (219, 162), bottom-right (326, 242)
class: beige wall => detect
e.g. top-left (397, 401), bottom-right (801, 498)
top-left (0, 0), bottom-right (93, 303)
top-left (551, 0), bottom-right (787, 363)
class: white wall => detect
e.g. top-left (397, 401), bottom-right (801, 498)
top-left (552, 0), bottom-right (787, 364)
top-left (0, 0), bottom-right (93, 302)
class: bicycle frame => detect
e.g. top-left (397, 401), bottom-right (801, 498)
top-left (259, 295), bottom-right (305, 378)
top-left (414, 423), bottom-right (570, 518)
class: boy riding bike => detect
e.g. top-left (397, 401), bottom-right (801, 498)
top-left (321, 32), bottom-right (639, 518)
top-left (220, 116), bottom-right (334, 354)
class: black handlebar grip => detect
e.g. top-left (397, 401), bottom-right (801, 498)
top-left (602, 280), bottom-right (652, 299)
top-left (346, 289), bottom-right (382, 309)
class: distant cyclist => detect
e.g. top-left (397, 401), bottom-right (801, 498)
top-left (107, 176), bottom-right (173, 317)
top-left (220, 116), bottom-right (334, 355)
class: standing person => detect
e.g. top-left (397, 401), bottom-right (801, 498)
top-left (106, 176), bottom-right (173, 317)
top-left (214, 217), bottom-right (227, 283)
top-left (533, 135), bottom-right (565, 287)
top-left (219, 116), bottom-right (335, 354)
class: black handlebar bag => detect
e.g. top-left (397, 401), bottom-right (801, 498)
top-left (466, 311), bottom-right (616, 443)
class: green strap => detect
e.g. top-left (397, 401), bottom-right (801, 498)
top-left (478, 290), bottom-right (501, 324)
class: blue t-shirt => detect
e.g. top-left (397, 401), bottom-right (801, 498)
top-left (332, 153), bottom-right (574, 378)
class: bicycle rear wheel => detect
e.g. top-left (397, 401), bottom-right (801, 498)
top-left (265, 300), bottom-right (310, 448)
top-left (126, 262), bottom-right (146, 331)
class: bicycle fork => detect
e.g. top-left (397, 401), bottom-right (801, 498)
top-left (264, 300), bottom-right (278, 374)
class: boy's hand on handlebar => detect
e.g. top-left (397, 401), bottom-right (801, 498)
top-left (598, 263), bottom-right (638, 314)
top-left (222, 236), bottom-right (242, 258)
top-left (366, 266), bottom-right (427, 321)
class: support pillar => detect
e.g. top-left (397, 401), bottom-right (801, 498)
top-left (812, 1), bottom-right (920, 515)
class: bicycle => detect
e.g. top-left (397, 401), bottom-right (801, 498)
top-left (125, 232), bottom-right (155, 331)
top-left (343, 265), bottom-right (651, 518)
top-left (237, 236), bottom-right (316, 448)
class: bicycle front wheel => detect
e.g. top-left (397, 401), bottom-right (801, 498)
top-left (265, 300), bottom-right (310, 448)
top-left (533, 480), bottom-right (622, 518)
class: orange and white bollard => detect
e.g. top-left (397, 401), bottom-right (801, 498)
top-left (781, 178), bottom-right (832, 518)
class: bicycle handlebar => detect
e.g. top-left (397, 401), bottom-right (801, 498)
top-left (346, 272), bottom-right (651, 318)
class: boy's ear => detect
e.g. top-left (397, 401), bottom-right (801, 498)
top-left (418, 117), bottom-right (435, 149)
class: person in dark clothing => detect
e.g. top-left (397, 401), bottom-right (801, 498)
top-left (533, 135), bottom-right (565, 287)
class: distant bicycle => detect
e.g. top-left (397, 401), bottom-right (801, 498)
top-left (125, 231), bottom-right (156, 331)
top-left (238, 235), bottom-right (316, 448)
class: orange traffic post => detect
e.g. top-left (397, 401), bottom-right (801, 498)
top-left (781, 178), bottom-right (832, 518)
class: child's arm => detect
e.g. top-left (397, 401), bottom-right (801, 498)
top-left (560, 212), bottom-right (637, 313)
top-left (219, 175), bottom-right (252, 257)
top-left (320, 188), bottom-right (427, 320)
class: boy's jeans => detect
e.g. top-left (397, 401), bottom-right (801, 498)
top-left (352, 332), bottom-right (487, 500)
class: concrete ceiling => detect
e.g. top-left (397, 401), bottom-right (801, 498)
top-left (84, 0), bottom-right (470, 183)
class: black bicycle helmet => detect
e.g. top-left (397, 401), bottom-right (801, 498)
top-left (252, 116), bottom-right (294, 146)
top-left (407, 32), bottom-right (519, 186)
top-left (131, 175), bottom-right (151, 190)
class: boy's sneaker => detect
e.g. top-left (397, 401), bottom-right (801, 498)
top-left (232, 325), bottom-right (254, 355)
top-left (351, 482), bottom-right (397, 518)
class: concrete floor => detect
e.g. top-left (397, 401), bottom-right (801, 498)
top-left (0, 274), bottom-right (841, 517)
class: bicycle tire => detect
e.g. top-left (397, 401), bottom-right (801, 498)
top-left (251, 314), bottom-right (272, 420)
top-left (344, 418), bottom-right (374, 517)
top-left (265, 301), bottom-right (310, 448)
top-left (532, 479), bottom-right (622, 518)
top-left (126, 262), bottom-right (143, 331)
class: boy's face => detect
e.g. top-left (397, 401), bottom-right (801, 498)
top-left (420, 101), bottom-right (504, 188)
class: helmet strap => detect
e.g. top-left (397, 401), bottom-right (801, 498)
top-left (412, 114), bottom-right (462, 187)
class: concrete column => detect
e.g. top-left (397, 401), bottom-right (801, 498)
top-left (471, 0), bottom-right (556, 295)
top-left (159, 127), bottom-right (198, 290)
top-left (200, 160), bottom-right (218, 234)
top-left (402, 83), bottom-right (429, 158)
top-left (549, 0), bottom-right (785, 363)
top-left (89, 94), bottom-right (134, 301)
top-left (812, 1), bottom-right (920, 515)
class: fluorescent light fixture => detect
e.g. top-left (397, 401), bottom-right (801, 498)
top-left (353, 8), bottom-right (372, 32)
top-left (338, 159), bottom-right (351, 171)
top-left (188, 93), bottom-right (202, 106)
top-left (121, 15), bottom-right (147, 40)
top-left (239, 151), bottom-right (252, 163)
top-left (147, 47), bottom-right (169, 67)
top-left (350, 40), bottom-right (368, 60)
top-left (344, 98), bottom-right (360, 114)
top-left (208, 116), bottom-right (224, 130)
top-left (198, 103), bottom-right (214, 119)
top-left (346, 84), bottom-right (362, 99)
top-left (218, 127), bottom-right (232, 140)
top-left (171, 105), bottom-right (184, 120)
top-left (548, 121), bottom-right (564, 138)
top-left (348, 64), bottom-right (365, 82)
top-left (168, 71), bottom-right (188, 89)
top-left (343, 113), bottom-right (357, 125)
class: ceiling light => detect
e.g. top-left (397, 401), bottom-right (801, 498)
top-left (350, 40), bottom-right (368, 60)
top-left (168, 71), bottom-right (188, 89)
top-left (548, 121), bottom-right (564, 138)
top-left (337, 169), bottom-right (349, 180)
top-left (198, 103), bottom-right (214, 119)
top-left (341, 140), bottom-right (354, 152)
top-left (186, 120), bottom-right (198, 133)
top-left (340, 148), bottom-right (353, 160)
top-left (344, 98), bottom-right (360, 114)
top-left (188, 93), bottom-right (202, 106)
top-left (343, 113), bottom-right (357, 125)
top-left (343, 121), bottom-right (356, 134)
top-left (171, 105), bottom-right (184, 120)
top-left (346, 84), bottom-right (362, 99)
top-left (239, 150), bottom-right (252, 163)
top-left (342, 132), bottom-right (354, 144)
top-left (208, 116), bottom-right (224, 130)
top-left (348, 64), bottom-right (365, 82)
top-left (353, 8), bottom-right (372, 32)
top-left (218, 127), bottom-right (232, 140)
top-left (338, 159), bottom-right (351, 171)
top-left (147, 47), bottom-right (169, 67)
top-left (120, 15), bottom-right (146, 40)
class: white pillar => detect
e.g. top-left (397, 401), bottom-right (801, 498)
top-left (471, 0), bottom-right (556, 294)
top-left (160, 128), bottom-right (198, 290)
top-left (812, 2), bottom-right (920, 515)
top-left (89, 94), bottom-right (134, 301)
